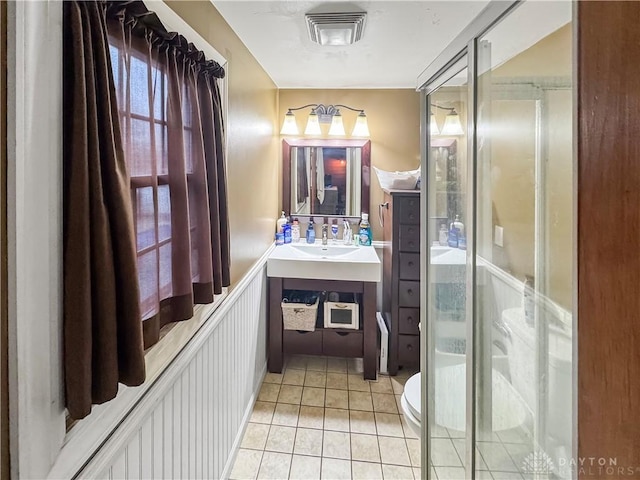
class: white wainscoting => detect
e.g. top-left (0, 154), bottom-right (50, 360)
top-left (78, 261), bottom-right (269, 479)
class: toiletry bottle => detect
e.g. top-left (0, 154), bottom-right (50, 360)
top-left (283, 217), bottom-right (292, 244)
top-left (276, 211), bottom-right (287, 234)
top-left (331, 222), bottom-right (339, 243)
top-left (448, 214), bottom-right (463, 248)
top-left (438, 224), bottom-right (448, 246)
top-left (343, 220), bottom-right (352, 245)
top-left (275, 232), bottom-right (284, 246)
top-left (291, 218), bottom-right (300, 243)
top-left (306, 219), bottom-right (316, 244)
top-left (358, 213), bottom-right (372, 246)
top-left (452, 215), bottom-right (464, 236)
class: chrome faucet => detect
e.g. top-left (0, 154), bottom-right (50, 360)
top-left (322, 224), bottom-right (329, 245)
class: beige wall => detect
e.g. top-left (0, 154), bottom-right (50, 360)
top-left (278, 89), bottom-right (421, 240)
top-left (487, 24), bottom-right (572, 308)
top-left (166, 1), bottom-right (280, 285)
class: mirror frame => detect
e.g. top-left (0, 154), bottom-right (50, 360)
top-left (282, 138), bottom-right (371, 217)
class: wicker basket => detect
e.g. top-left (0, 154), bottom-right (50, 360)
top-left (282, 296), bottom-right (319, 331)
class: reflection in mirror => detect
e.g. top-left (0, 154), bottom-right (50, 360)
top-left (283, 139), bottom-right (370, 218)
top-left (290, 147), bottom-right (361, 216)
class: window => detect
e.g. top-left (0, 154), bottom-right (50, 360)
top-left (107, 31), bottom-right (228, 348)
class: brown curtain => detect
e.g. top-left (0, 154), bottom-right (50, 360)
top-left (63, 1), bottom-right (145, 420)
top-left (106, 1), bottom-right (229, 347)
top-left (63, 0), bottom-right (229, 420)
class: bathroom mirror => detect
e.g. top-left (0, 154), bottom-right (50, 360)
top-left (282, 138), bottom-right (371, 217)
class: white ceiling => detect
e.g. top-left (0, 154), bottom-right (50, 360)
top-left (211, 1), bottom-right (490, 89)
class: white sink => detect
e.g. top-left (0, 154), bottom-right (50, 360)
top-left (291, 243), bottom-right (360, 258)
top-left (267, 241), bottom-right (381, 282)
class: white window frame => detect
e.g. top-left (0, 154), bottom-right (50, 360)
top-left (7, 2), bottom-right (228, 478)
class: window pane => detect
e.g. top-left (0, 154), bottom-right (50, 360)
top-left (136, 186), bottom-right (156, 251)
top-left (156, 122), bottom-right (168, 175)
top-left (109, 45), bottom-right (120, 103)
top-left (159, 243), bottom-right (172, 300)
top-left (138, 249), bottom-right (159, 320)
top-left (151, 67), bottom-right (167, 121)
top-left (157, 184), bottom-right (171, 243)
top-left (130, 56), bottom-right (150, 117)
top-left (190, 243), bottom-right (199, 282)
top-left (184, 128), bottom-right (193, 173)
top-left (130, 118), bottom-right (153, 176)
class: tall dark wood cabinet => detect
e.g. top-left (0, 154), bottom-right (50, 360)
top-left (382, 189), bottom-right (421, 375)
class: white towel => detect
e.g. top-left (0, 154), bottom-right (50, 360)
top-left (316, 148), bottom-right (325, 204)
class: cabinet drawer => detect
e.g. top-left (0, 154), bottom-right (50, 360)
top-left (283, 330), bottom-right (322, 355)
top-left (398, 197), bottom-right (420, 224)
top-left (398, 308), bottom-right (420, 335)
top-left (399, 253), bottom-right (420, 280)
top-left (399, 225), bottom-right (420, 252)
top-left (323, 330), bottom-right (363, 358)
top-left (399, 281), bottom-right (420, 307)
top-left (398, 334), bottom-right (420, 366)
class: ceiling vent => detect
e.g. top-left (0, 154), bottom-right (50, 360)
top-left (305, 12), bottom-right (367, 46)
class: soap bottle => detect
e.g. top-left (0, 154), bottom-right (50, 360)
top-left (438, 224), bottom-right (448, 246)
top-left (276, 211), bottom-right (287, 234)
top-left (291, 218), bottom-right (300, 243)
top-left (306, 219), bottom-right (316, 244)
top-left (452, 215), bottom-right (464, 236)
top-left (448, 214), bottom-right (463, 248)
top-left (358, 213), bottom-right (372, 246)
top-left (283, 217), bottom-right (292, 244)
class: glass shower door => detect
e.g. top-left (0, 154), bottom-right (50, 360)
top-left (473, 5), bottom-right (573, 479)
top-left (426, 63), bottom-right (472, 480)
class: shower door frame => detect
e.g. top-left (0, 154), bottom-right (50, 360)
top-left (418, 2), bottom-right (554, 478)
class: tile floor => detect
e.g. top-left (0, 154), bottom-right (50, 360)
top-left (230, 355), bottom-right (422, 480)
top-left (231, 355), bottom-right (535, 480)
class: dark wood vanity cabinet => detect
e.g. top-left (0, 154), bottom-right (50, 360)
top-left (268, 277), bottom-right (377, 380)
top-left (382, 190), bottom-right (421, 375)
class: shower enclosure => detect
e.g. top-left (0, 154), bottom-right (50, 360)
top-left (420, 2), bottom-right (574, 479)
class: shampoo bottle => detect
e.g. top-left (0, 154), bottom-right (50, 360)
top-left (358, 213), bottom-right (372, 246)
top-left (306, 219), bottom-right (316, 244)
top-left (283, 217), bottom-right (292, 244)
top-left (291, 218), bottom-right (300, 243)
top-left (276, 211), bottom-right (287, 234)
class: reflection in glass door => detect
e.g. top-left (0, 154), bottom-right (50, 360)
top-left (474, 7), bottom-right (573, 480)
top-left (426, 64), bottom-right (471, 480)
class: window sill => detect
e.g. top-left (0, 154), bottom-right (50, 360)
top-left (52, 290), bottom-right (228, 478)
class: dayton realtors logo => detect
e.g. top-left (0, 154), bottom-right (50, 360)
top-left (523, 452), bottom-right (640, 477)
top-left (522, 451), bottom-right (555, 475)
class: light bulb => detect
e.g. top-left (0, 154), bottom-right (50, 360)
top-left (304, 111), bottom-right (322, 136)
top-left (328, 112), bottom-right (346, 136)
top-left (441, 111), bottom-right (464, 136)
top-left (351, 112), bottom-right (370, 137)
top-left (280, 111), bottom-right (298, 135)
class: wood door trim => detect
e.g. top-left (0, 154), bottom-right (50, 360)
top-left (577, 2), bottom-right (640, 474)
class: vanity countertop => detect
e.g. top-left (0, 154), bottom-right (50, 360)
top-left (267, 241), bottom-right (381, 282)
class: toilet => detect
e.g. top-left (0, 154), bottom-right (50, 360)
top-left (502, 307), bottom-right (572, 456)
top-left (400, 372), bottom-right (422, 437)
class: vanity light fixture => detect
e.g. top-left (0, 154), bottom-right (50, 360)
top-left (280, 103), bottom-right (370, 138)
top-left (431, 104), bottom-right (464, 136)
